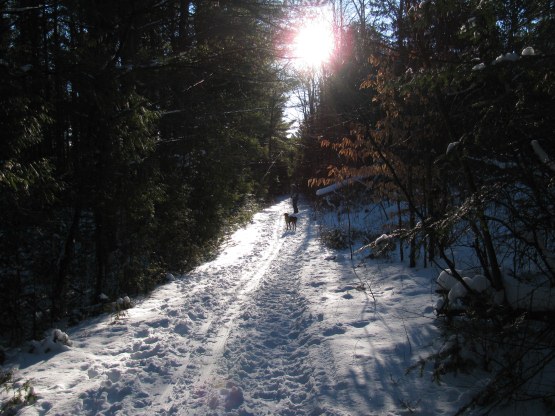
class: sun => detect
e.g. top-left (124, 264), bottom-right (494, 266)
top-left (292, 13), bottom-right (335, 70)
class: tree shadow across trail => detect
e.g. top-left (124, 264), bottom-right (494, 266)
top-left (304, 252), bottom-right (464, 415)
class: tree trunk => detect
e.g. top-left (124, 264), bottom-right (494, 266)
top-left (52, 203), bottom-right (81, 320)
top-left (425, 155), bottom-right (435, 263)
top-left (94, 209), bottom-right (107, 302)
top-left (408, 167), bottom-right (416, 268)
top-left (397, 199), bottom-right (404, 262)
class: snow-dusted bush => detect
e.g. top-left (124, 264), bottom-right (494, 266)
top-left (367, 233), bottom-right (396, 259)
top-left (436, 268), bottom-right (555, 316)
top-left (0, 369), bottom-right (37, 415)
top-left (319, 228), bottom-right (350, 250)
top-left (116, 296), bottom-right (132, 311)
top-left (433, 264), bottom-right (555, 413)
top-left (28, 329), bottom-right (72, 354)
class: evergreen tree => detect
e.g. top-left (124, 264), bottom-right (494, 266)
top-left (0, 0), bottom-right (292, 343)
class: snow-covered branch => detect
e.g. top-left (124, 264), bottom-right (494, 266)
top-left (315, 176), bottom-right (366, 196)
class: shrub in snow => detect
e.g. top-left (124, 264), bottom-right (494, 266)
top-left (320, 228), bottom-right (349, 250)
top-left (409, 333), bottom-right (479, 383)
top-left (116, 296), bottom-right (132, 310)
top-left (52, 329), bottom-right (71, 346)
top-left (437, 267), bottom-right (555, 315)
top-left (28, 329), bottom-right (72, 354)
top-left (0, 369), bottom-right (37, 415)
top-left (436, 270), bottom-right (498, 316)
top-left (361, 233), bottom-right (396, 259)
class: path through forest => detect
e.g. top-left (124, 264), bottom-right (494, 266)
top-left (14, 198), bottom-right (467, 416)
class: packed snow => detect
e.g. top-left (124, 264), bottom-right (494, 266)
top-left (2, 198), bottom-right (550, 415)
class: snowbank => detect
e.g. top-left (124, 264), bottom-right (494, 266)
top-left (436, 269), bottom-right (463, 291)
top-left (502, 273), bottom-right (555, 311)
top-left (437, 268), bottom-right (555, 313)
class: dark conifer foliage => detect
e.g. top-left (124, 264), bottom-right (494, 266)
top-left (0, 0), bottom-right (292, 343)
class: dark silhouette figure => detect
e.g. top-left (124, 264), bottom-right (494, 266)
top-left (291, 184), bottom-right (299, 213)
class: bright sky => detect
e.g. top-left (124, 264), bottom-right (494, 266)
top-left (283, 6), bottom-right (336, 134)
top-left (291, 6), bottom-right (335, 70)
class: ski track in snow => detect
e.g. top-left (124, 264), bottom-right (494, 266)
top-left (14, 198), bottom-right (472, 416)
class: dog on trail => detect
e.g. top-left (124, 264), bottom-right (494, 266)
top-left (284, 213), bottom-right (297, 231)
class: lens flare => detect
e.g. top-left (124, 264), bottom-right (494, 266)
top-left (292, 13), bottom-right (334, 69)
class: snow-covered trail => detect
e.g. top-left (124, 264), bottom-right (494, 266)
top-left (153, 198), bottom-right (326, 415)
top-left (13, 197), bottom-right (469, 416)
top-left (15, 199), bottom-right (338, 415)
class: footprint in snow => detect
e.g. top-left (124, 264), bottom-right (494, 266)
top-left (148, 318), bottom-right (170, 328)
top-left (423, 305), bottom-right (435, 314)
top-left (107, 368), bottom-right (121, 382)
top-left (335, 285), bottom-right (356, 293)
top-left (174, 319), bottom-right (193, 336)
top-left (87, 367), bottom-right (100, 379)
top-left (323, 324), bottom-right (346, 336)
top-left (350, 320), bottom-right (372, 328)
top-left (134, 328), bottom-right (150, 338)
top-left (144, 335), bottom-right (159, 344)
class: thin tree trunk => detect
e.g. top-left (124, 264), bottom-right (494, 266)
top-left (408, 167), bottom-right (416, 268)
top-left (52, 203), bottom-right (81, 320)
top-left (94, 209), bottom-right (107, 302)
top-left (397, 199), bottom-right (404, 262)
top-left (425, 156), bottom-right (435, 264)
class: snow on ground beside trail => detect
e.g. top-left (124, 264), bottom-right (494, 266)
top-left (3, 198), bottom-right (536, 415)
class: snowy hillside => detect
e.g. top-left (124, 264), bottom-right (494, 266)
top-left (2, 198), bottom-right (537, 415)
